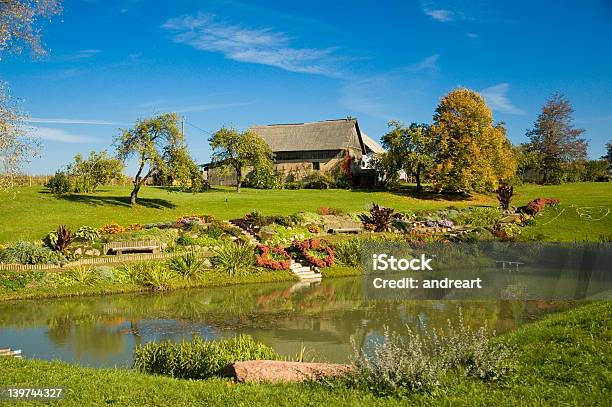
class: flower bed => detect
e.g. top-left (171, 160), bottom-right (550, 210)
top-left (255, 245), bottom-right (291, 270)
top-left (292, 239), bottom-right (334, 268)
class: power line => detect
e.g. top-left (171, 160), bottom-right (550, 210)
top-left (185, 120), bottom-right (214, 136)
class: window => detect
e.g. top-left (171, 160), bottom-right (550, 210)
top-left (312, 162), bottom-right (320, 170)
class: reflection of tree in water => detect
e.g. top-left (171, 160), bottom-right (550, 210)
top-left (46, 315), bottom-right (127, 363)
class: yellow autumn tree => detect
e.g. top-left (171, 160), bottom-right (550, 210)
top-left (430, 88), bottom-right (517, 193)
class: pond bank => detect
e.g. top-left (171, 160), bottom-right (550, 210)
top-left (0, 301), bottom-right (608, 406)
top-left (0, 268), bottom-right (302, 302)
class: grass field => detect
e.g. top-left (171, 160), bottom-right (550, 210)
top-left (0, 182), bottom-right (610, 243)
top-left (0, 301), bottom-right (609, 406)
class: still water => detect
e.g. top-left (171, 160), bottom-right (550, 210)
top-left (0, 277), bottom-right (578, 368)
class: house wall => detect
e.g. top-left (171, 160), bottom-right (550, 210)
top-left (205, 152), bottom-right (346, 186)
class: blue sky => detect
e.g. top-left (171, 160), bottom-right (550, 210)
top-left (2, 0), bottom-right (611, 174)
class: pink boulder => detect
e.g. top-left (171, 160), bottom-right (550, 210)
top-left (221, 360), bottom-right (355, 383)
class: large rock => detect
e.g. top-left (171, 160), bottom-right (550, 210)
top-left (221, 360), bottom-right (355, 383)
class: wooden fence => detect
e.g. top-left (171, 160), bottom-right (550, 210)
top-left (0, 252), bottom-right (179, 272)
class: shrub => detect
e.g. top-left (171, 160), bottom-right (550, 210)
top-left (292, 238), bottom-right (334, 268)
top-left (358, 203), bottom-right (394, 232)
top-left (520, 198), bottom-right (561, 215)
top-left (74, 226), bottom-right (100, 242)
top-left (244, 166), bottom-right (283, 189)
top-left (139, 265), bottom-right (176, 290)
top-left (492, 223), bottom-right (521, 241)
top-left (496, 182), bottom-right (514, 211)
top-left (201, 224), bottom-right (226, 239)
top-left (303, 172), bottom-right (335, 189)
top-left (115, 262), bottom-right (175, 290)
top-left (349, 326), bottom-right (446, 396)
top-left (176, 235), bottom-right (220, 247)
top-left (133, 335), bottom-right (280, 379)
top-left (270, 215), bottom-right (296, 227)
top-left (0, 270), bottom-right (45, 291)
top-left (334, 238), bottom-right (362, 267)
top-left (456, 207), bottom-right (501, 228)
top-left (0, 241), bottom-right (66, 265)
top-left (284, 180), bottom-right (303, 189)
top-left (52, 225), bottom-right (73, 253)
top-left (93, 266), bottom-right (115, 281)
top-left (167, 251), bottom-right (208, 278)
top-left (46, 170), bottom-right (72, 196)
top-left (243, 210), bottom-right (273, 227)
top-left (317, 206), bottom-right (343, 216)
top-left (296, 212), bottom-right (324, 226)
top-left (211, 241), bottom-right (256, 276)
top-left (67, 266), bottom-right (99, 285)
top-left (347, 310), bottom-right (512, 396)
top-left (255, 245), bottom-right (291, 270)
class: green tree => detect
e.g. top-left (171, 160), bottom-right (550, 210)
top-left (514, 144), bottom-right (545, 182)
top-left (209, 127), bottom-right (273, 193)
top-left (382, 121), bottom-right (436, 192)
top-left (68, 150), bottom-right (124, 193)
top-left (429, 88), bottom-right (517, 193)
top-left (583, 160), bottom-right (609, 181)
top-left (162, 145), bottom-right (203, 192)
top-left (115, 113), bottom-right (185, 205)
top-left (602, 141), bottom-right (612, 169)
top-left (526, 94), bottom-right (587, 184)
top-left (370, 152), bottom-right (400, 188)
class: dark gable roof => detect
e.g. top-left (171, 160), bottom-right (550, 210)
top-left (250, 118), bottom-right (370, 154)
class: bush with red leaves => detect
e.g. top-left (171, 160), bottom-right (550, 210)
top-left (255, 245), bottom-right (291, 270)
top-left (522, 198), bottom-right (561, 215)
top-left (292, 238), bottom-right (334, 268)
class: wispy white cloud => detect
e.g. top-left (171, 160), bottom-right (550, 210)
top-left (31, 127), bottom-right (98, 143)
top-left (26, 117), bottom-right (123, 125)
top-left (162, 13), bottom-right (341, 76)
top-left (480, 83), bottom-right (525, 115)
top-left (466, 32), bottom-right (479, 39)
top-left (423, 8), bottom-right (456, 22)
top-left (409, 54), bottom-right (440, 74)
top-left (171, 102), bottom-right (254, 113)
top-left (61, 49), bottom-right (102, 61)
top-left (339, 55), bottom-right (440, 119)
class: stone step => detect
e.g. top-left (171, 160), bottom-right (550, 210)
top-left (301, 275), bottom-right (322, 280)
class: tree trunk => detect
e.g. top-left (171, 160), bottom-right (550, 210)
top-left (130, 185), bottom-right (140, 205)
top-left (236, 165), bottom-right (242, 193)
top-left (415, 164), bottom-right (423, 192)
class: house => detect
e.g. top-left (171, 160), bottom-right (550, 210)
top-left (203, 118), bottom-right (384, 187)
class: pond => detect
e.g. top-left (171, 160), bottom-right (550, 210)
top-left (0, 276), bottom-right (583, 368)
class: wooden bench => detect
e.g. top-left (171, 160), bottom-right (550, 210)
top-left (103, 240), bottom-right (162, 255)
top-left (328, 227), bottom-right (361, 234)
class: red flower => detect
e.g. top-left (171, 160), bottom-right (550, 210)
top-left (255, 245), bottom-right (291, 270)
top-left (292, 238), bottom-right (334, 268)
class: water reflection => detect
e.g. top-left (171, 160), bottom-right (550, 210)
top-left (0, 277), bottom-right (576, 367)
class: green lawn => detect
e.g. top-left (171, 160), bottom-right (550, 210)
top-left (0, 182), bottom-right (610, 243)
top-left (1, 301), bottom-right (609, 406)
